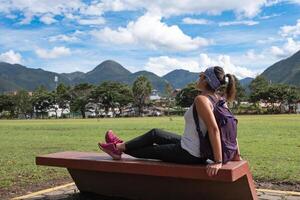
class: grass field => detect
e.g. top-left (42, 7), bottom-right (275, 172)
top-left (0, 115), bottom-right (300, 193)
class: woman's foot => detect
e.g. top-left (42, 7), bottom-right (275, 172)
top-left (105, 130), bottom-right (123, 144)
top-left (98, 142), bottom-right (122, 160)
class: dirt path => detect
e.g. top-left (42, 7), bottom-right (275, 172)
top-left (1, 178), bottom-right (299, 200)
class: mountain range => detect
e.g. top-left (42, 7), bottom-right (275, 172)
top-left (261, 50), bottom-right (300, 85)
top-left (0, 60), bottom-right (172, 93)
top-left (1, 49), bottom-right (300, 93)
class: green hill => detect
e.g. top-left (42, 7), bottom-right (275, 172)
top-left (262, 50), bottom-right (300, 86)
top-left (0, 61), bottom-right (171, 93)
top-left (116, 70), bottom-right (170, 93)
top-left (74, 60), bottom-right (132, 85)
top-left (163, 69), bottom-right (199, 89)
top-left (0, 62), bottom-right (71, 92)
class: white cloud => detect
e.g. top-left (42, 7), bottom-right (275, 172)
top-left (0, 0), bottom-right (87, 25)
top-left (79, 2), bottom-right (104, 16)
top-left (182, 17), bottom-right (212, 25)
top-left (77, 17), bottom-right (105, 25)
top-left (270, 46), bottom-right (285, 57)
top-left (219, 20), bottom-right (259, 26)
top-left (39, 14), bottom-right (57, 25)
top-left (0, 50), bottom-right (22, 64)
top-left (145, 54), bottom-right (255, 78)
top-left (5, 14), bottom-right (17, 19)
top-left (48, 30), bottom-right (84, 43)
top-left (289, 0), bottom-right (300, 4)
top-left (49, 34), bottom-right (78, 42)
top-left (245, 49), bottom-right (265, 60)
top-left (198, 54), bottom-right (255, 78)
top-left (0, 0), bottom-right (276, 26)
top-left (259, 13), bottom-right (281, 19)
top-left (35, 46), bottom-right (71, 59)
top-left (19, 12), bottom-right (34, 24)
top-left (280, 19), bottom-right (300, 38)
top-left (91, 13), bottom-right (212, 51)
top-left (270, 38), bottom-right (300, 58)
top-left (256, 37), bottom-right (277, 44)
top-left (92, 27), bottom-right (135, 45)
top-left (97, 0), bottom-right (272, 18)
top-left (145, 56), bottom-right (200, 76)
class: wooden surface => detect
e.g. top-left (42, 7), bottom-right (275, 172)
top-left (36, 151), bottom-right (258, 200)
top-left (36, 151), bottom-right (248, 182)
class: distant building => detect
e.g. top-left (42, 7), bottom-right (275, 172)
top-left (48, 104), bottom-right (70, 118)
top-left (4, 90), bottom-right (33, 96)
top-left (149, 89), bottom-right (161, 100)
top-left (171, 89), bottom-right (181, 98)
top-left (297, 101), bottom-right (300, 114)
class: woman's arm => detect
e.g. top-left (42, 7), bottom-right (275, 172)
top-left (194, 95), bottom-right (222, 176)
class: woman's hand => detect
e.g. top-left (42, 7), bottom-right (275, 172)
top-left (206, 163), bottom-right (222, 176)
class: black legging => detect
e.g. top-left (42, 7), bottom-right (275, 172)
top-left (124, 128), bottom-right (206, 164)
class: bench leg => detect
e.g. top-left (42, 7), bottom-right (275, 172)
top-left (68, 168), bottom-right (257, 200)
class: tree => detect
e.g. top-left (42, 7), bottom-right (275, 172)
top-left (175, 83), bottom-right (199, 108)
top-left (164, 83), bottom-right (173, 116)
top-left (116, 83), bottom-right (134, 115)
top-left (54, 83), bottom-right (71, 118)
top-left (132, 76), bottom-right (152, 116)
top-left (264, 84), bottom-right (287, 113)
top-left (249, 75), bottom-right (269, 103)
top-left (0, 94), bottom-right (16, 118)
top-left (91, 81), bottom-right (133, 117)
top-left (286, 86), bottom-right (300, 113)
top-left (70, 83), bottom-right (94, 118)
top-left (14, 90), bottom-right (32, 118)
top-left (235, 76), bottom-right (247, 104)
top-left (32, 86), bottom-right (54, 119)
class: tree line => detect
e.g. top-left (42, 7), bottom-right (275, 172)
top-left (175, 75), bottom-right (300, 114)
top-left (0, 76), bottom-right (152, 119)
top-left (1, 75), bottom-right (300, 119)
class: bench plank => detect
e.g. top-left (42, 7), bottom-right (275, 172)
top-left (36, 151), bottom-right (257, 200)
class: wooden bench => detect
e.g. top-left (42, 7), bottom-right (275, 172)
top-left (36, 151), bottom-right (257, 200)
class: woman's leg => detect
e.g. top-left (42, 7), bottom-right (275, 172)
top-left (125, 143), bottom-right (206, 164)
top-left (124, 128), bottom-right (181, 152)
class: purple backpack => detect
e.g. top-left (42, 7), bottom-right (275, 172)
top-left (192, 95), bottom-right (238, 164)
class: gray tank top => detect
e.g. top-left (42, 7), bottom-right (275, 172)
top-left (180, 104), bottom-right (208, 158)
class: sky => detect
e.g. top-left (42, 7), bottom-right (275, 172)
top-left (0, 0), bottom-right (300, 79)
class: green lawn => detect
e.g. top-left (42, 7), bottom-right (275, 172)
top-left (0, 115), bottom-right (299, 192)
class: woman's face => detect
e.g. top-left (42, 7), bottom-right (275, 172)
top-left (196, 72), bottom-right (207, 91)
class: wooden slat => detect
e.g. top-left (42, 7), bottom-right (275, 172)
top-left (36, 151), bottom-right (248, 182)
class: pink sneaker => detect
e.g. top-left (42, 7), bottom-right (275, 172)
top-left (105, 130), bottom-right (123, 144)
top-left (98, 142), bottom-right (122, 160)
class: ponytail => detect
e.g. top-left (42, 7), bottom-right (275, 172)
top-left (225, 74), bottom-right (236, 102)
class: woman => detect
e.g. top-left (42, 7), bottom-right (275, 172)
top-left (98, 66), bottom-right (242, 176)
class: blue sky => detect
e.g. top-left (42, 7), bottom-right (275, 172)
top-left (0, 0), bottom-right (300, 78)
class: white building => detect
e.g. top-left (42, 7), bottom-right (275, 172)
top-left (149, 89), bottom-right (161, 100)
top-left (48, 104), bottom-right (70, 118)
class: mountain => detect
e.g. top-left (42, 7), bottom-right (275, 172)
top-left (0, 60), bottom-right (170, 93)
top-left (0, 62), bottom-right (71, 93)
top-left (61, 71), bottom-right (85, 81)
top-left (239, 77), bottom-right (254, 94)
top-left (163, 69), bottom-right (199, 89)
top-left (261, 50), bottom-right (300, 86)
top-left (4, 59), bottom-right (279, 94)
top-left (239, 77), bottom-right (253, 88)
top-left (117, 70), bottom-right (170, 92)
top-left (74, 60), bottom-right (132, 84)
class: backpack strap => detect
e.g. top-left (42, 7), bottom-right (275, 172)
top-left (206, 94), bottom-right (218, 106)
top-left (192, 103), bottom-right (204, 138)
top-left (193, 94), bottom-right (221, 138)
